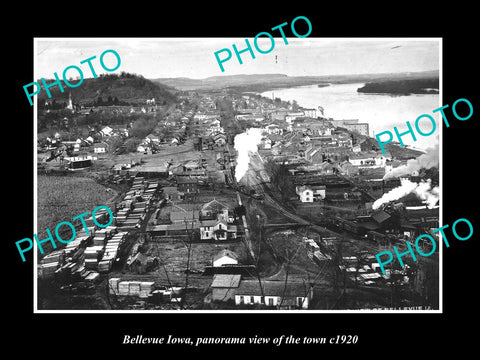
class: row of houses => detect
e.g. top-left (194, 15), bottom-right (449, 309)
top-left (210, 274), bottom-right (313, 309)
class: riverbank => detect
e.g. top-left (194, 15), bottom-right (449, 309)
top-left (260, 83), bottom-right (440, 151)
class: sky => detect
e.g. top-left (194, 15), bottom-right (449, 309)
top-left (35, 38), bottom-right (440, 80)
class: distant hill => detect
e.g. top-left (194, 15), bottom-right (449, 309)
top-left (152, 70), bottom-right (439, 92)
top-left (38, 72), bottom-right (177, 106)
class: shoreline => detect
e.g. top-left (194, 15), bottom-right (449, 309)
top-left (258, 83), bottom-right (438, 152)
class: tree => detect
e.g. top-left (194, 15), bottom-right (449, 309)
top-left (291, 100), bottom-right (299, 111)
top-left (107, 135), bottom-right (124, 153)
top-left (124, 138), bottom-right (142, 153)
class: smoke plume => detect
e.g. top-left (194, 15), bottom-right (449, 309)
top-left (372, 178), bottom-right (439, 210)
top-left (234, 128), bottom-right (263, 182)
top-left (383, 143), bottom-right (439, 179)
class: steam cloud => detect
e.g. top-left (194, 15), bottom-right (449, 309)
top-left (383, 143), bottom-right (439, 180)
top-left (372, 178), bottom-right (439, 210)
top-left (234, 128), bottom-right (263, 182)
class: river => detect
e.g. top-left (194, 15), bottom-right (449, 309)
top-left (261, 83), bottom-right (440, 151)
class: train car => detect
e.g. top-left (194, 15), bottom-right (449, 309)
top-left (334, 216), bottom-right (365, 235)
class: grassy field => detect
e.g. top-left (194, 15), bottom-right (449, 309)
top-left (37, 175), bottom-right (116, 234)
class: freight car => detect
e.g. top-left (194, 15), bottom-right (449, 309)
top-left (333, 216), bottom-right (366, 235)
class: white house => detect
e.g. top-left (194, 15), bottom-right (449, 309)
top-left (137, 143), bottom-right (149, 153)
top-left (296, 186), bottom-right (313, 202)
top-left (285, 111), bottom-right (305, 123)
top-left (145, 134), bottom-right (161, 144)
top-left (234, 280), bottom-right (313, 309)
top-left (261, 137), bottom-right (272, 149)
top-left (213, 249), bottom-right (239, 267)
top-left (200, 219), bottom-right (237, 241)
top-left (296, 185), bottom-right (326, 203)
top-left (94, 143), bottom-right (107, 153)
top-left (264, 124), bottom-right (283, 135)
top-left (348, 153), bottom-right (376, 166)
top-left (374, 152), bottom-right (392, 167)
top-left (303, 108), bottom-right (317, 118)
top-left (100, 126), bottom-right (113, 137)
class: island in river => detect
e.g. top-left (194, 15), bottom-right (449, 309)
top-left (357, 78), bottom-right (439, 95)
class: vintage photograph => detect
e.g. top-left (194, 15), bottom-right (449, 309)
top-left (34, 38), bottom-right (441, 312)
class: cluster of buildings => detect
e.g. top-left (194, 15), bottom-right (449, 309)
top-left (148, 198), bottom-right (239, 241)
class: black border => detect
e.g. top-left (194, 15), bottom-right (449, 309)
top-left (7, 5), bottom-right (478, 355)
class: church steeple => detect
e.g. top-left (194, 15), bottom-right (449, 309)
top-left (67, 91), bottom-right (73, 111)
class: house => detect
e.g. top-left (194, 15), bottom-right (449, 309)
top-left (94, 142), bottom-right (107, 153)
top-left (200, 199), bottom-right (234, 223)
top-left (211, 274), bottom-right (242, 301)
top-left (296, 185), bottom-right (313, 203)
top-left (374, 152), bottom-right (392, 167)
top-left (234, 280), bottom-right (313, 309)
top-left (200, 219), bottom-right (237, 241)
top-left (337, 161), bottom-right (360, 176)
top-left (348, 152), bottom-right (376, 166)
top-left (100, 126), bottom-right (113, 137)
top-left (263, 124), bottom-right (283, 135)
top-left (296, 185), bottom-right (326, 202)
top-left (111, 125), bottom-right (129, 137)
top-left (137, 143), bottom-right (149, 153)
top-left (302, 108), bottom-right (318, 118)
top-left (176, 177), bottom-right (198, 193)
top-left (213, 249), bottom-right (239, 267)
top-left (261, 137), bottom-right (272, 150)
top-left (285, 111), bottom-right (305, 123)
top-left (213, 132), bottom-right (227, 146)
top-left (331, 119), bottom-right (370, 136)
top-left (304, 145), bottom-right (324, 163)
top-left (145, 133), bottom-right (161, 144)
top-left (163, 186), bottom-right (184, 202)
top-left (183, 160), bottom-right (203, 172)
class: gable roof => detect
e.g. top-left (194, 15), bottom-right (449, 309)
top-left (202, 199), bottom-right (229, 212)
top-left (201, 218), bottom-right (228, 228)
top-left (213, 249), bottom-right (239, 262)
top-left (211, 274), bottom-right (242, 288)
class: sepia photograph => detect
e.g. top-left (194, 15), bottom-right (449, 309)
top-left (32, 37), bottom-right (442, 312)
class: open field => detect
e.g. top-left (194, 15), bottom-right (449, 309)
top-left (37, 175), bottom-right (116, 234)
